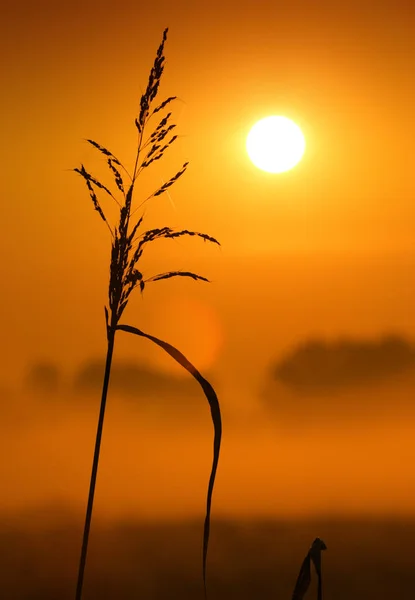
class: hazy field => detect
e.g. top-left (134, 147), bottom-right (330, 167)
top-left (1, 509), bottom-right (414, 599)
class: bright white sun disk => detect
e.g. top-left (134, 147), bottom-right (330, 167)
top-left (246, 116), bottom-right (306, 173)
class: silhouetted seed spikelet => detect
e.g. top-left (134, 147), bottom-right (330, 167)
top-left (125, 183), bottom-right (135, 215)
top-left (86, 139), bottom-right (122, 165)
top-left (74, 166), bottom-right (109, 225)
top-left (152, 112), bottom-right (172, 136)
top-left (117, 300), bottom-right (128, 320)
top-left (164, 230), bottom-right (220, 246)
top-left (107, 159), bottom-right (124, 194)
top-left (142, 153), bottom-right (165, 169)
top-left (152, 96), bottom-right (177, 115)
top-left (74, 164), bottom-right (116, 202)
top-left (141, 142), bottom-right (172, 168)
top-left (129, 227), bottom-right (219, 267)
top-left (141, 226), bottom-right (172, 243)
top-left (118, 268), bottom-right (144, 314)
top-left (127, 214), bottom-right (145, 246)
top-left (147, 271), bottom-right (210, 283)
top-left (147, 123), bottom-right (176, 149)
top-left (90, 177), bottom-right (114, 198)
top-left (155, 124), bottom-right (176, 144)
top-left (153, 162), bottom-right (188, 196)
top-left (125, 268), bottom-right (143, 285)
top-left (145, 143), bottom-right (161, 161)
top-left (161, 123), bottom-right (176, 137)
top-left (136, 28), bottom-right (168, 132)
top-left (142, 117), bottom-right (177, 164)
top-left (130, 226), bottom-right (170, 259)
top-left (118, 205), bottom-right (129, 240)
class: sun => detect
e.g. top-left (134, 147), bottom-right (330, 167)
top-left (246, 115), bottom-right (306, 173)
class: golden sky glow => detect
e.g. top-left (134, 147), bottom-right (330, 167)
top-left (2, 0), bottom-right (415, 523)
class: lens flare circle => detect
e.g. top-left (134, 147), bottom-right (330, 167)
top-left (246, 116), bottom-right (306, 173)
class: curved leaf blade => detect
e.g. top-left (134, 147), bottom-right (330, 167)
top-left (116, 322), bottom-right (222, 599)
top-left (292, 538), bottom-right (327, 600)
top-left (292, 554), bottom-right (311, 600)
top-left (310, 538), bottom-right (327, 600)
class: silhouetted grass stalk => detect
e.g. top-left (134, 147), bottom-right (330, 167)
top-left (73, 28), bottom-right (222, 600)
top-left (291, 538), bottom-right (327, 600)
top-left (74, 331), bottom-right (115, 600)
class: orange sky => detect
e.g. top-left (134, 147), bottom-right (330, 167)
top-left (2, 0), bottom-right (415, 521)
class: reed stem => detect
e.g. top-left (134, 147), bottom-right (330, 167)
top-left (75, 328), bottom-right (116, 600)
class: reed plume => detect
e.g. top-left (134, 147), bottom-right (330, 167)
top-left (73, 28), bottom-right (222, 600)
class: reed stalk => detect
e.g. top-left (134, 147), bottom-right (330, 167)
top-left (73, 28), bottom-right (222, 600)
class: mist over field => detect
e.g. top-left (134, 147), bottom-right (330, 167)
top-left (2, 319), bottom-right (415, 520)
top-left (3, 321), bottom-right (415, 598)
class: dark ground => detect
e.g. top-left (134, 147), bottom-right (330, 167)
top-left (1, 507), bottom-right (414, 599)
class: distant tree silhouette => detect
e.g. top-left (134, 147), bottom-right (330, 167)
top-left (24, 361), bottom-right (61, 395)
top-left (273, 334), bottom-right (415, 390)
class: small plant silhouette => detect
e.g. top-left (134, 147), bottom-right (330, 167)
top-left (73, 28), bottom-right (222, 600)
top-left (292, 538), bottom-right (327, 600)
